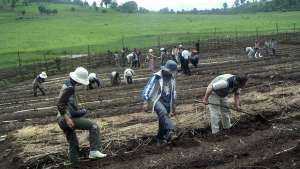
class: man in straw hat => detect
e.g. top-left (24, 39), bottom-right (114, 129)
top-left (33, 71), bottom-right (47, 97)
top-left (143, 60), bottom-right (178, 144)
top-left (57, 67), bottom-right (106, 165)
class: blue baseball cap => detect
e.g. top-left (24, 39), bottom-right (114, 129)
top-left (161, 60), bottom-right (177, 73)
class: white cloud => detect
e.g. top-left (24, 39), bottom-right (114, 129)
top-left (116, 0), bottom-right (236, 11)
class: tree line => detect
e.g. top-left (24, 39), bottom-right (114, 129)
top-left (1, 0), bottom-right (299, 14)
top-left (161, 0), bottom-right (300, 14)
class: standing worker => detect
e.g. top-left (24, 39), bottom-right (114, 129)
top-left (181, 49), bottom-right (191, 75)
top-left (190, 49), bottom-right (199, 68)
top-left (87, 73), bottom-right (102, 90)
top-left (143, 60), bottom-right (178, 144)
top-left (147, 49), bottom-right (156, 73)
top-left (124, 68), bottom-right (135, 84)
top-left (171, 46), bottom-right (179, 63)
top-left (202, 74), bottom-right (248, 134)
top-left (57, 67), bottom-right (106, 165)
top-left (160, 48), bottom-right (168, 66)
top-left (33, 71), bottom-right (47, 97)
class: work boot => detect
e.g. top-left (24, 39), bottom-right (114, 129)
top-left (165, 130), bottom-right (177, 143)
top-left (156, 138), bottom-right (168, 146)
top-left (89, 151), bottom-right (107, 159)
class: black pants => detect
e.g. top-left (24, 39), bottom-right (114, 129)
top-left (191, 58), bottom-right (199, 68)
top-left (126, 76), bottom-right (133, 84)
top-left (182, 59), bottom-right (191, 75)
top-left (132, 60), bottom-right (138, 68)
top-left (33, 85), bottom-right (45, 97)
top-left (179, 56), bottom-right (184, 72)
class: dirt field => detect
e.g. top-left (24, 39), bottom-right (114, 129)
top-left (0, 42), bottom-right (299, 169)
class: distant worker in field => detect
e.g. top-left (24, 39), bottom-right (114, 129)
top-left (178, 44), bottom-right (184, 72)
top-left (136, 49), bottom-right (142, 68)
top-left (190, 49), bottom-right (199, 68)
top-left (202, 74), bottom-right (248, 134)
top-left (110, 71), bottom-right (121, 86)
top-left (270, 38), bottom-right (278, 56)
top-left (254, 40), bottom-right (263, 58)
top-left (126, 52), bottom-right (134, 68)
top-left (120, 48), bottom-right (127, 67)
top-left (87, 73), bottom-right (103, 90)
top-left (246, 47), bottom-right (255, 59)
top-left (124, 68), bottom-right (135, 84)
top-left (143, 60), bottom-right (178, 144)
top-left (160, 48), bottom-right (168, 66)
top-left (33, 71), bottom-right (47, 97)
top-left (57, 67), bottom-right (106, 165)
top-left (146, 49), bottom-right (156, 73)
top-left (132, 48), bottom-right (139, 69)
top-left (265, 38), bottom-right (278, 56)
top-left (181, 49), bottom-right (191, 75)
top-left (113, 51), bottom-right (120, 67)
top-left (171, 46), bottom-right (179, 63)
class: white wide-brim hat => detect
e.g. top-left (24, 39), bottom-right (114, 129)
top-left (70, 67), bottom-right (89, 85)
top-left (88, 73), bottom-right (97, 80)
top-left (39, 72), bottom-right (47, 79)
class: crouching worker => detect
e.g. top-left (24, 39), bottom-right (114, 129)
top-left (124, 68), bottom-right (134, 84)
top-left (202, 74), bottom-right (248, 134)
top-left (143, 60), bottom-right (177, 144)
top-left (87, 73), bottom-right (102, 90)
top-left (33, 71), bottom-right (47, 97)
top-left (57, 67), bottom-right (106, 165)
top-left (110, 71), bottom-right (121, 86)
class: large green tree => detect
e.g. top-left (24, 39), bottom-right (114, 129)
top-left (102, 0), bottom-right (111, 8)
top-left (119, 1), bottom-right (138, 13)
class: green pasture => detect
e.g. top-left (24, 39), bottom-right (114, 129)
top-left (0, 3), bottom-right (300, 68)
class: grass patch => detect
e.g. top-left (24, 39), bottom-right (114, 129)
top-left (1, 3), bottom-right (300, 68)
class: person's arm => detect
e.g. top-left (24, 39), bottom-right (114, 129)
top-left (234, 89), bottom-right (241, 110)
top-left (142, 76), bottom-right (156, 111)
top-left (57, 87), bottom-right (75, 128)
top-left (172, 81), bottom-right (177, 114)
top-left (202, 82), bottom-right (213, 105)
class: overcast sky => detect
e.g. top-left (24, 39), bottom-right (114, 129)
top-left (88, 0), bottom-right (236, 11)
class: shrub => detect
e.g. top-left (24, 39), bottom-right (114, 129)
top-left (21, 10), bottom-right (26, 16)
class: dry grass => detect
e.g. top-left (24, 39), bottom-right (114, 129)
top-left (12, 83), bottom-right (300, 162)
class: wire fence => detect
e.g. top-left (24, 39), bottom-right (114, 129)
top-left (0, 25), bottom-right (299, 86)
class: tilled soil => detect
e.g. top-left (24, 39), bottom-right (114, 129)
top-left (0, 43), bottom-right (299, 169)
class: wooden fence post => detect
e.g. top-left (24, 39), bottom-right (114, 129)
top-left (17, 50), bottom-right (23, 80)
top-left (44, 53), bottom-right (48, 73)
top-left (256, 27), bottom-right (259, 40)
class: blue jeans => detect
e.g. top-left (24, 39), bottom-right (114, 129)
top-left (154, 101), bottom-right (175, 140)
